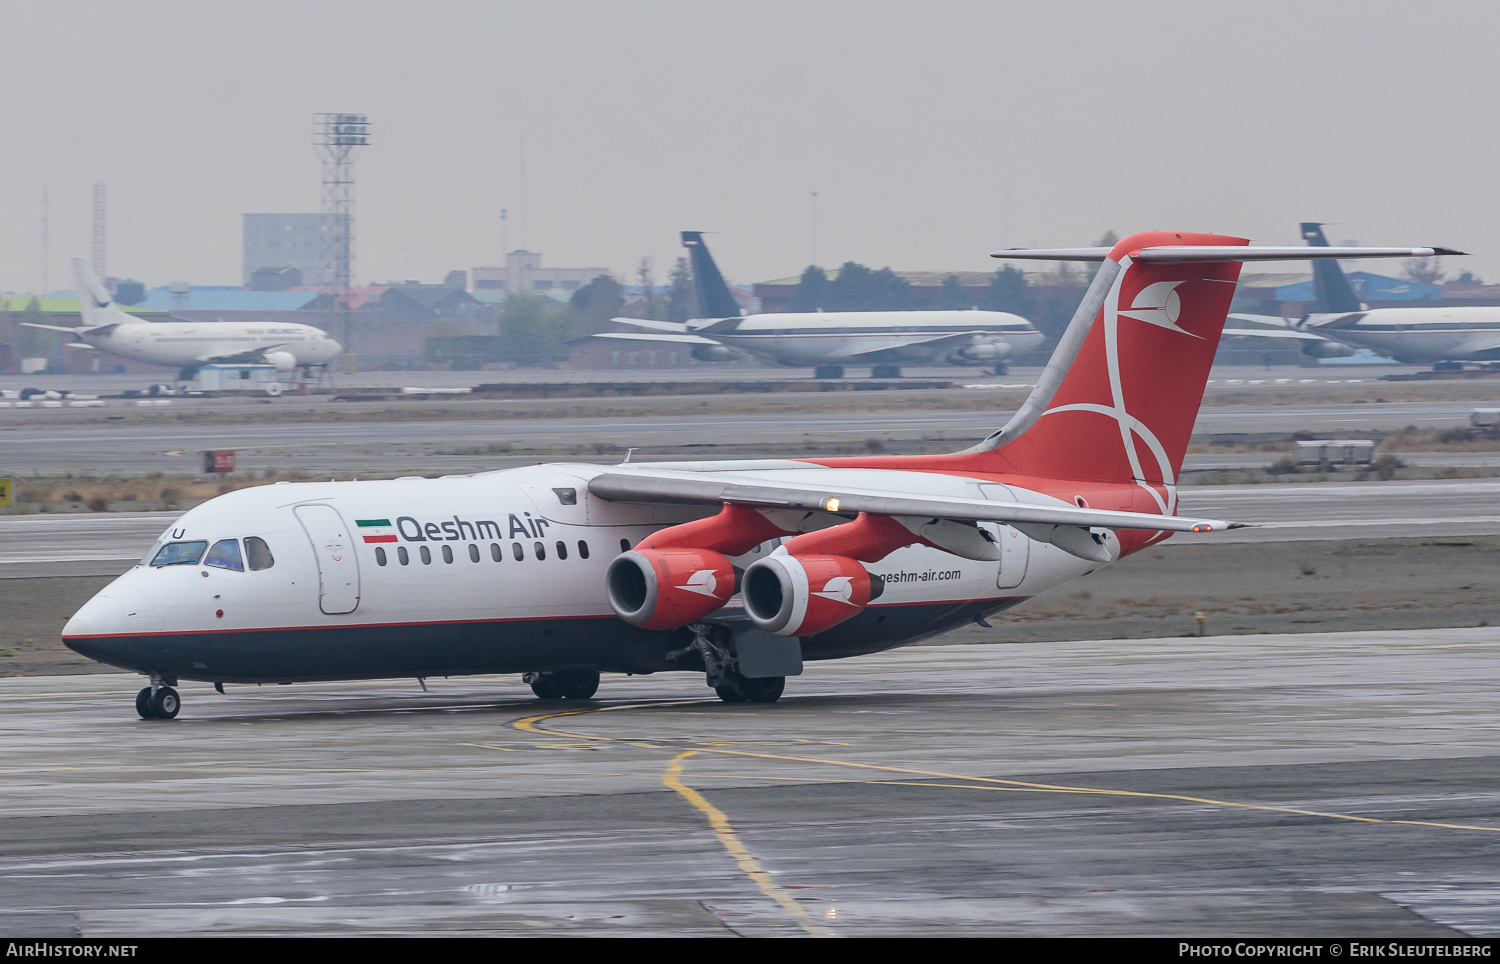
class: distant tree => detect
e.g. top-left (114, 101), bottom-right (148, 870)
top-left (979, 265), bottom-right (1029, 314)
top-left (1403, 257), bottom-right (1446, 287)
top-left (931, 275), bottom-right (973, 310)
top-left (867, 267), bottom-right (913, 310)
top-left (635, 257), bottom-right (657, 320)
top-left (497, 293), bottom-right (576, 365)
top-left (569, 274), bottom-right (625, 333)
top-left (789, 265), bottom-right (828, 312)
top-left (666, 256), bottom-right (697, 323)
top-left (825, 262), bottom-right (874, 310)
top-left (1029, 287), bottom-right (1079, 344)
top-left (824, 262), bottom-right (912, 311)
top-left (1456, 269), bottom-right (1485, 287)
top-left (18, 297), bottom-right (49, 359)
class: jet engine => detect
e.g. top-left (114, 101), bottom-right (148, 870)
top-left (606, 548), bottom-right (736, 630)
top-left (1300, 340), bottom-right (1356, 359)
top-left (947, 339), bottom-right (1011, 365)
top-left (691, 344), bottom-right (736, 362)
top-left (741, 553), bottom-right (884, 637)
top-left (263, 350), bottom-right (298, 371)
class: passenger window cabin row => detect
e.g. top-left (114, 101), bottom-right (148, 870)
top-left (375, 539), bottom-right (594, 567)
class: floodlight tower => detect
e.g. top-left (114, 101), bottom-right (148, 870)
top-left (92, 183), bottom-right (106, 280)
top-left (313, 113), bottom-right (369, 355)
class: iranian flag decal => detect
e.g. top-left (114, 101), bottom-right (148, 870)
top-left (357, 518), bottom-right (397, 543)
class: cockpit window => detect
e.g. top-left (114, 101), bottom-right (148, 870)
top-left (245, 537), bottom-right (275, 571)
top-left (150, 541), bottom-right (208, 567)
top-left (205, 539), bottom-right (244, 572)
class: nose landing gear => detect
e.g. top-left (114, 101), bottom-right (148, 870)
top-left (135, 673), bottom-right (181, 720)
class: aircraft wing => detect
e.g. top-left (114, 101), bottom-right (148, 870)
top-left (198, 343), bottom-right (293, 365)
top-left (590, 331), bottom-right (722, 346)
top-left (840, 330), bottom-right (1002, 356)
top-left (607, 317), bottom-right (692, 333)
top-left (588, 468), bottom-right (1238, 533)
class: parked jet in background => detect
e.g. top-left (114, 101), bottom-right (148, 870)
top-left (594, 232), bottom-right (1043, 377)
top-left (61, 231), bottom-right (1451, 720)
top-left (1224, 224), bottom-right (1485, 368)
top-left (22, 259), bottom-right (343, 378)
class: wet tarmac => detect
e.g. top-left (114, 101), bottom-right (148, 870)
top-left (2, 629), bottom-right (1498, 936)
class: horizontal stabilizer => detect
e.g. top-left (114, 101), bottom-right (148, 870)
top-left (22, 322), bottom-right (89, 334)
top-left (993, 246), bottom-right (1463, 262)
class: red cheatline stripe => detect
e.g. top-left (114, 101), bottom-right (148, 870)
top-left (362, 535), bottom-right (399, 543)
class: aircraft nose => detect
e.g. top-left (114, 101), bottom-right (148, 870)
top-left (63, 594), bottom-right (128, 640)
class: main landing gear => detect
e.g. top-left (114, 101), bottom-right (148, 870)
top-left (814, 364), bottom-right (845, 380)
top-left (135, 674), bottom-right (180, 720)
top-left (871, 364), bottom-right (902, 379)
top-left (679, 623), bottom-right (786, 704)
top-left (525, 669), bottom-right (600, 700)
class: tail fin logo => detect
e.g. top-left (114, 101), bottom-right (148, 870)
top-left (1116, 281), bottom-right (1200, 339)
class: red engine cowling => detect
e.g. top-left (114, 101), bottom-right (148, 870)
top-left (606, 548), bottom-right (735, 631)
top-left (741, 553), bottom-right (879, 637)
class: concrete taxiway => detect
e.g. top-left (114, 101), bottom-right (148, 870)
top-left (1, 399), bottom-right (1494, 478)
top-left (0, 630), bottom-right (1497, 936)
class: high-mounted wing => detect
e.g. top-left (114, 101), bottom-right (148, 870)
top-left (588, 467), bottom-right (1238, 533)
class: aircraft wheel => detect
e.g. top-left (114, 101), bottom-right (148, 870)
top-left (148, 686), bottom-right (180, 720)
top-left (135, 687), bottom-right (157, 720)
top-left (872, 365), bottom-right (901, 379)
top-left (528, 673), bottom-right (563, 700)
top-left (555, 669), bottom-right (600, 700)
top-left (992, 362), bottom-right (1009, 376)
top-left (814, 365), bottom-right (844, 380)
top-left (739, 676), bottom-right (785, 704)
top-left (714, 680), bottom-right (748, 703)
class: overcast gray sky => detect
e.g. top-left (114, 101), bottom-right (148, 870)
top-left (4, 0), bottom-right (1498, 292)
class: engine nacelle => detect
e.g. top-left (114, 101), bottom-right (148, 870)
top-left (691, 344), bottom-right (736, 362)
top-left (1300, 340), bottom-right (1356, 359)
top-left (263, 350), bottom-right (298, 371)
top-left (606, 548), bottom-right (735, 631)
top-left (947, 339), bottom-right (1011, 365)
top-left (742, 553), bottom-right (883, 637)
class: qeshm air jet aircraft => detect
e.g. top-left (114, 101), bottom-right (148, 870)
top-left (60, 231), bottom-right (1456, 720)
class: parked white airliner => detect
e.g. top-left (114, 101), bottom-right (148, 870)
top-left (1224, 223), bottom-right (1479, 367)
top-left (60, 231), bottom-right (1451, 720)
top-left (596, 232), bottom-right (1043, 377)
top-left (23, 259), bottom-right (342, 375)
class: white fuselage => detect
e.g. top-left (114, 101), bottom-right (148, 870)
top-left (1306, 306), bottom-right (1500, 363)
top-left (81, 321), bottom-right (342, 369)
top-left (692, 310), bottom-right (1044, 365)
top-left (62, 463), bottom-right (1100, 684)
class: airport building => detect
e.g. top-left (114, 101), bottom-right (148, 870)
top-left (242, 214), bottom-right (330, 289)
top-left (471, 250), bottom-right (609, 296)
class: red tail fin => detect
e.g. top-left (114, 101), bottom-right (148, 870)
top-left (988, 231), bottom-right (1244, 486)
